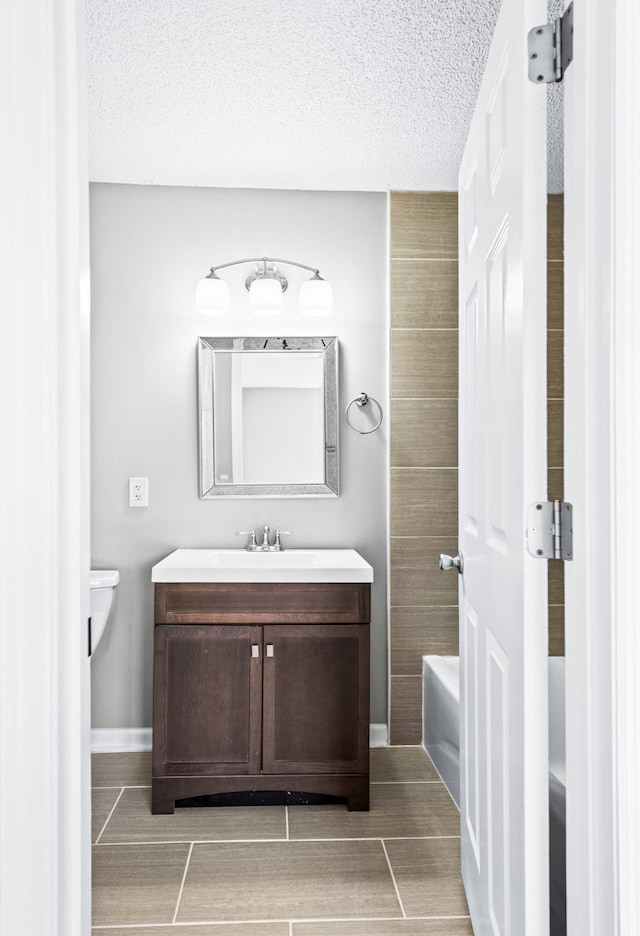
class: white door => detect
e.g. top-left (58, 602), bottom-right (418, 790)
top-left (454, 0), bottom-right (549, 931)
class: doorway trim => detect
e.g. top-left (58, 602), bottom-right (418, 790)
top-left (564, 0), bottom-right (640, 932)
top-left (0, 1), bottom-right (91, 933)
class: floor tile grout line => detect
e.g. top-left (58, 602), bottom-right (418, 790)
top-left (289, 922), bottom-right (293, 936)
top-left (285, 804), bottom-right (290, 840)
top-left (382, 834), bottom-right (461, 841)
top-left (94, 787), bottom-right (125, 845)
top-left (285, 914), bottom-right (474, 924)
top-left (380, 839), bottom-right (407, 919)
top-left (92, 785), bottom-right (151, 791)
top-left (93, 837), bottom-right (293, 847)
top-left (172, 841), bottom-right (194, 925)
top-left (91, 914), bottom-right (473, 929)
top-left (371, 780), bottom-right (443, 785)
top-left (92, 834), bottom-right (462, 847)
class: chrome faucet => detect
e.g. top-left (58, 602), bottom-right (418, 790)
top-left (236, 528), bottom-right (258, 550)
top-left (273, 529), bottom-right (293, 551)
top-left (236, 525), bottom-right (293, 551)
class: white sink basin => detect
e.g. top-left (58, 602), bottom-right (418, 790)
top-left (151, 548), bottom-right (374, 583)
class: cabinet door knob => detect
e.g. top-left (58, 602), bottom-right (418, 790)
top-left (251, 644), bottom-right (260, 658)
top-left (266, 644), bottom-right (274, 658)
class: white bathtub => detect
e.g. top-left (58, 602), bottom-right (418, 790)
top-left (422, 654), bottom-right (566, 933)
top-left (422, 655), bottom-right (461, 808)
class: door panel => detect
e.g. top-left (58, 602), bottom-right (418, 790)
top-left (462, 284), bottom-right (481, 537)
top-left (462, 599), bottom-right (481, 870)
top-left (487, 635), bottom-right (510, 934)
top-left (153, 624), bottom-right (262, 776)
top-left (457, 0), bottom-right (549, 932)
top-left (262, 624), bottom-right (369, 775)
top-left (486, 223), bottom-right (510, 551)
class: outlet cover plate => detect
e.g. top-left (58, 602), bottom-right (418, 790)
top-left (129, 477), bottom-right (149, 507)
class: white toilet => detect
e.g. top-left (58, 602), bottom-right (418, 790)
top-left (89, 570), bottom-right (119, 655)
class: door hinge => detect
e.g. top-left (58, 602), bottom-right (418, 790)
top-left (528, 1), bottom-right (573, 84)
top-left (526, 501), bottom-right (573, 560)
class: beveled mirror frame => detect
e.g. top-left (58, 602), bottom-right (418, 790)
top-left (198, 336), bottom-right (338, 498)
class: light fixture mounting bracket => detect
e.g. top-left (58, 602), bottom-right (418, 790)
top-left (244, 262), bottom-right (288, 293)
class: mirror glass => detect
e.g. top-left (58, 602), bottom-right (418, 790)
top-left (198, 337), bottom-right (338, 497)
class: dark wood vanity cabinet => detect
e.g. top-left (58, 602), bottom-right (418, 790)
top-left (153, 624), bottom-right (263, 777)
top-left (152, 582), bottom-right (370, 813)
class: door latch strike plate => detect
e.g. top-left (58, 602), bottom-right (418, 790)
top-left (526, 501), bottom-right (573, 560)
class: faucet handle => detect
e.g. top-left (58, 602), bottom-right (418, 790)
top-left (274, 529), bottom-right (293, 550)
top-left (236, 529), bottom-right (257, 550)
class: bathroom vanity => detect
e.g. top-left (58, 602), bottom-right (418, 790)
top-left (151, 549), bottom-right (372, 814)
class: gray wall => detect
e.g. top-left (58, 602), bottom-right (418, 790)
top-left (90, 184), bottom-right (389, 729)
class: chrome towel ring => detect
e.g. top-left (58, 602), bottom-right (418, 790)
top-left (345, 392), bottom-right (383, 434)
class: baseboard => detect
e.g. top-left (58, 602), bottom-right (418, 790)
top-left (91, 728), bottom-right (152, 753)
top-left (92, 725), bottom-right (389, 753)
top-left (369, 723), bottom-right (388, 748)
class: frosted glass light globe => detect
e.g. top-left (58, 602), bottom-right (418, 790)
top-left (249, 277), bottom-right (283, 315)
top-left (299, 276), bottom-right (333, 316)
top-left (196, 275), bottom-right (229, 315)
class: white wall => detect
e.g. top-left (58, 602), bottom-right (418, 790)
top-left (90, 183), bottom-right (389, 729)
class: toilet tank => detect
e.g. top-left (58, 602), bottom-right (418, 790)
top-left (89, 570), bottom-right (119, 655)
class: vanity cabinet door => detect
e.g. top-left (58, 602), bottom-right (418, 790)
top-left (261, 624), bottom-right (370, 775)
top-left (153, 624), bottom-right (262, 777)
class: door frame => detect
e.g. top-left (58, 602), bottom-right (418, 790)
top-left (3, 0), bottom-right (640, 933)
top-left (0, 1), bottom-right (91, 934)
top-left (564, 0), bottom-right (640, 932)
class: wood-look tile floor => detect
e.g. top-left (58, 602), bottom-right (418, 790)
top-left (91, 747), bottom-right (471, 935)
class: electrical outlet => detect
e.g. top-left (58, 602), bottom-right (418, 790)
top-left (129, 477), bottom-right (149, 507)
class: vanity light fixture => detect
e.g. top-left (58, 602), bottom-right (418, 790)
top-left (196, 257), bottom-right (333, 317)
top-left (196, 270), bottom-right (229, 315)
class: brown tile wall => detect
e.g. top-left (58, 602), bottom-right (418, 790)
top-left (389, 193), bottom-right (459, 745)
top-left (388, 193), bottom-right (565, 744)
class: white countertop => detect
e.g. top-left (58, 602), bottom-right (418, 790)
top-left (151, 548), bottom-right (374, 584)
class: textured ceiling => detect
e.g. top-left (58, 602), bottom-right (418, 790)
top-left (86, 0), bottom-right (563, 192)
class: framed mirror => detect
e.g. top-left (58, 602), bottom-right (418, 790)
top-left (198, 337), bottom-right (338, 498)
